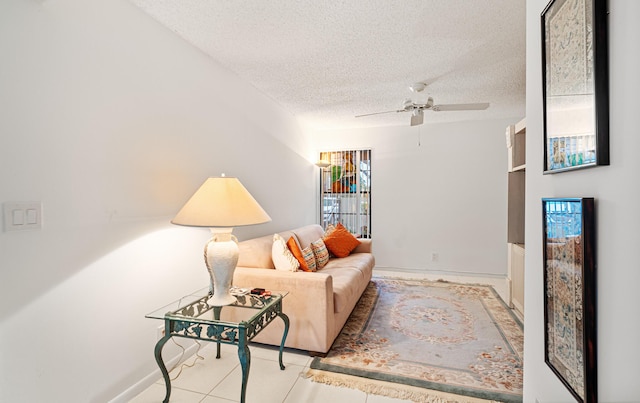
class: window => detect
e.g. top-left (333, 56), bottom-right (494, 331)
top-left (319, 149), bottom-right (371, 238)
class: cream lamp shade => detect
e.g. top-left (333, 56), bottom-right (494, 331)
top-left (172, 176), bottom-right (271, 306)
top-left (172, 177), bottom-right (271, 227)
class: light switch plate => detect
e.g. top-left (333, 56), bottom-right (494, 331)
top-left (3, 202), bottom-right (42, 232)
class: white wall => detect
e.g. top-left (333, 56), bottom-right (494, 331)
top-left (311, 117), bottom-right (519, 278)
top-left (524, 1), bottom-right (640, 401)
top-left (0, 0), bottom-right (315, 401)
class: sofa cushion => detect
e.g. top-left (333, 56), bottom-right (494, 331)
top-left (237, 233), bottom-right (276, 269)
top-left (323, 253), bottom-right (375, 279)
top-left (272, 233), bottom-right (299, 272)
top-left (323, 223), bottom-right (361, 258)
top-left (321, 266), bottom-right (368, 313)
top-left (292, 224), bottom-right (325, 249)
top-left (310, 238), bottom-right (329, 269)
top-left (237, 230), bottom-right (296, 269)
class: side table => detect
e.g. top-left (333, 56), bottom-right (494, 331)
top-left (146, 289), bottom-right (289, 403)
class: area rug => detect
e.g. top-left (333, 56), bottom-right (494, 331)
top-left (307, 278), bottom-right (523, 403)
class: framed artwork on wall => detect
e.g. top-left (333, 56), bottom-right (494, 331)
top-left (542, 198), bottom-right (597, 402)
top-left (541, 0), bottom-right (609, 173)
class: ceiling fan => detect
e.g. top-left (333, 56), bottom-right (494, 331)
top-left (355, 83), bottom-right (490, 126)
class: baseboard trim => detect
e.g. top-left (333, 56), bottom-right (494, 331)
top-left (108, 340), bottom-right (201, 403)
top-left (373, 266), bottom-right (506, 280)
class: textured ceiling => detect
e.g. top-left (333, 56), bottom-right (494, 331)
top-left (131, 0), bottom-right (526, 130)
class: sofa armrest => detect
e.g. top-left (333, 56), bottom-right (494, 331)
top-left (353, 238), bottom-right (372, 254)
top-left (233, 267), bottom-right (336, 353)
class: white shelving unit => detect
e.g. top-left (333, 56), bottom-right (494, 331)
top-left (506, 118), bottom-right (525, 317)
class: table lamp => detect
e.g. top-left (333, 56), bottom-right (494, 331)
top-left (171, 176), bottom-right (271, 306)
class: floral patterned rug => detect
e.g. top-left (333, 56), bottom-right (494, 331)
top-left (307, 278), bottom-right (523, 403)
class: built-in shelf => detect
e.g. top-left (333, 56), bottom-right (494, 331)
top-left (506, 118), bottom-right (525, 317)
top-left (507, 117), bottom-right (526, 173)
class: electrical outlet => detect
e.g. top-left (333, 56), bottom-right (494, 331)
top-left (431, 252), bottom-right (439, 262)
top-left (157, 325), bottom-right (166, 340)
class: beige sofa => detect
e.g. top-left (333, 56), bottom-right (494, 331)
top-left (232, 224), bottom-right (374, 354)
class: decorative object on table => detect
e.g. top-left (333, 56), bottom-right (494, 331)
top-left (172, 175), bottom-right (271, 306)
top-left (542, 198), bottom-right (597, 402)
top-left (229, 286), bottom-right (250, 296)
top-left (541, 0), bottom-right (609, 173)
top-left (308, 277), bottom-right (524, 403)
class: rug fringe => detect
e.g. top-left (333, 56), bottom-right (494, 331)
top-left (305, 369), bottom-right (500, 403)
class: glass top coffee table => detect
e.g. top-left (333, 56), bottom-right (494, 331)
top-left (146, 288), bottom-right (289, 403)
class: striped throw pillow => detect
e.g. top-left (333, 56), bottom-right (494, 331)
top-left (301, 245), bottom-right (317, 272)
top-left (311, 238), bottom-right (329, 269)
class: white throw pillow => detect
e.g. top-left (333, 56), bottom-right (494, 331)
top-left (272, 233), bottom-right (300, 271)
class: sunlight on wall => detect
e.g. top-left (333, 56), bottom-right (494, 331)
top-left (1, 225), bottom-right (210, 401)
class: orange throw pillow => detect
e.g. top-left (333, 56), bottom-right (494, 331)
top-left (287, 236), bottom-right (311, 272)
top-left (323, 222), bottom-right (361, 258)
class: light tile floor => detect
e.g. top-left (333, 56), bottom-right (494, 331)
top-left (132, 270), bottom-right (514, 403)
top-left (131, 341), bottom-right (410, 403)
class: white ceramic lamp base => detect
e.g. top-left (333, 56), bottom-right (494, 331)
top-left (205, 228), bottom-right (239, 306)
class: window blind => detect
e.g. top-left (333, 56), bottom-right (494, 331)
top-left (319, 149), bottom-right (371, 238)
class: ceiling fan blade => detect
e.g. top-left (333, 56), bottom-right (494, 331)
top-left (431, 102), bottom-right (490, 112)
top-left (355, 109), bottom-right (403, 118)
top-left (410, 110), bottom-right (424, 126)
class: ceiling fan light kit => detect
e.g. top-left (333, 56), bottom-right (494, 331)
top-left (411, 110), bottom-right (424, 126)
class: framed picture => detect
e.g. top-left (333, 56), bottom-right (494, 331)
top-left (542, 198), bottom-right (597, 402)
top-left (541, 0), bottom-right (609, 173)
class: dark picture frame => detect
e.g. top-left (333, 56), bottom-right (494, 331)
top-left (541, 0), bottom-right (609, 173)
top-left (542, 198), bottom-right (597, 402)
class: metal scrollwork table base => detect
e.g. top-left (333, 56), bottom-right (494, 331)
top-left (146, 289), bottom-right (289, 403)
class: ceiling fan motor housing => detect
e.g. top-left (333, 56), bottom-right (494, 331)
top-left (412, 97), bottom-right (434, 111)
